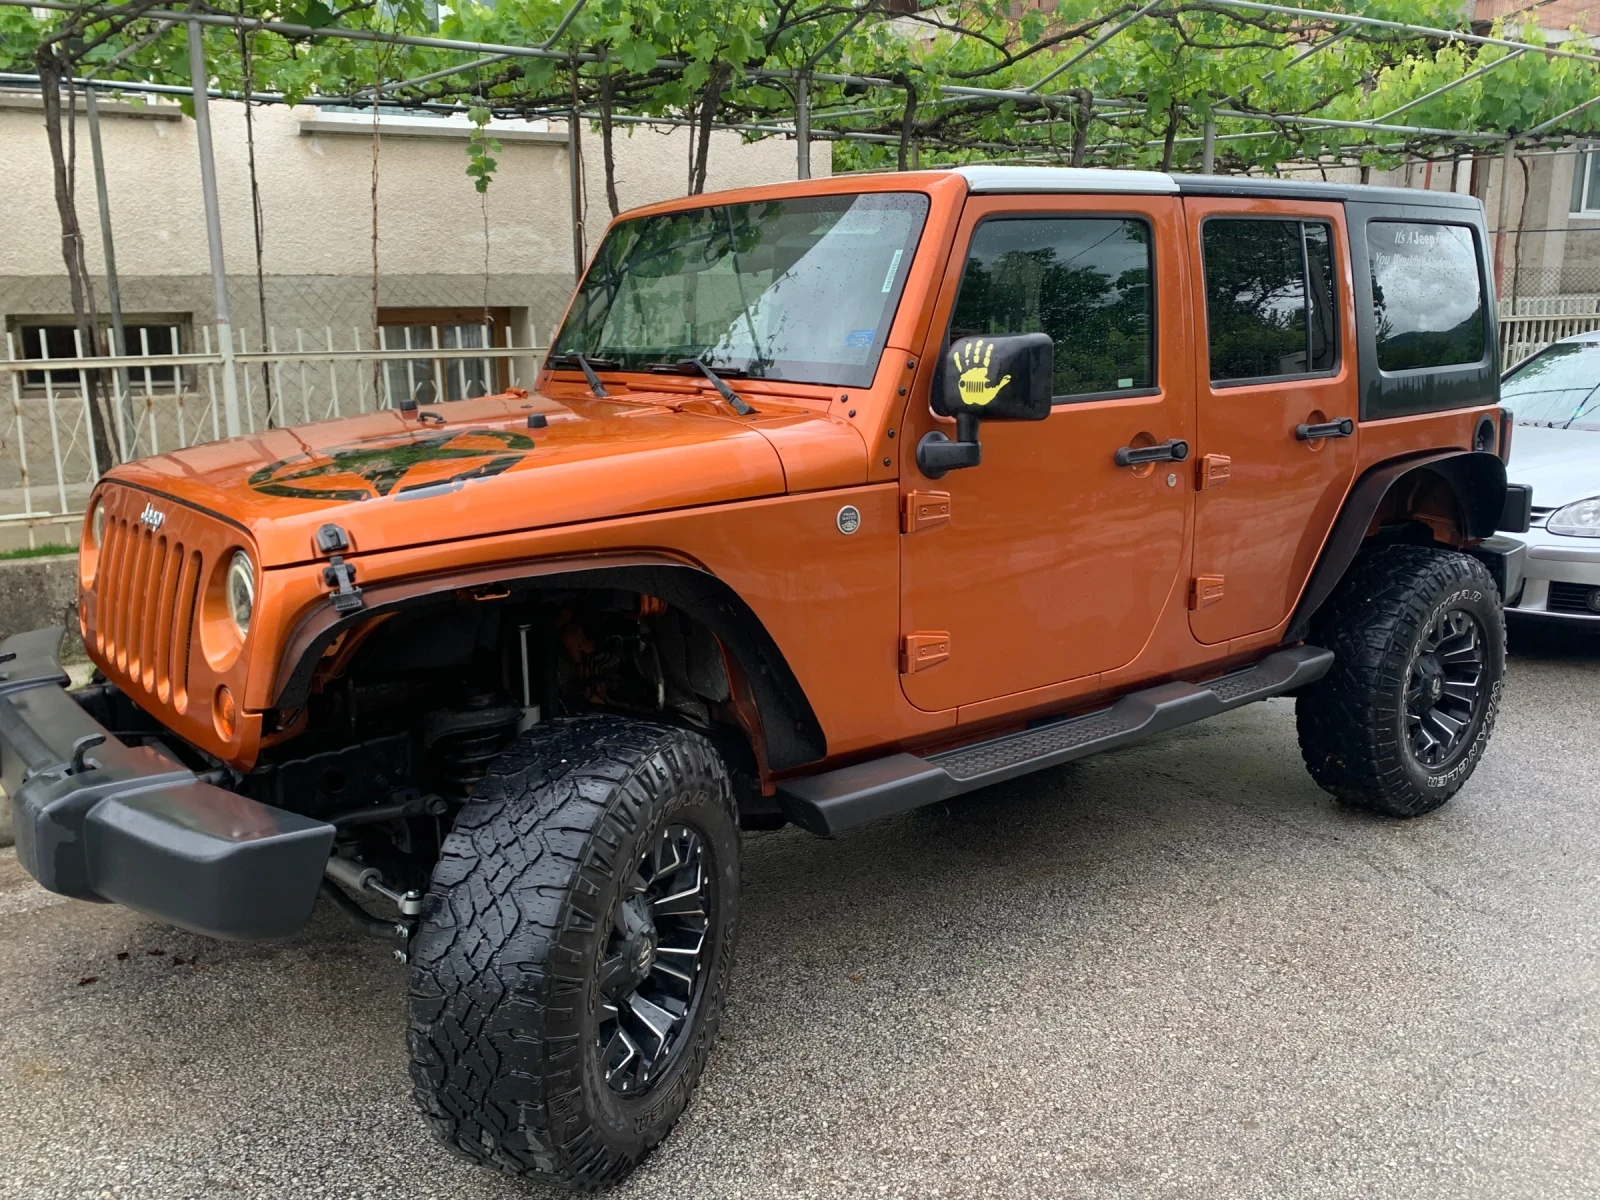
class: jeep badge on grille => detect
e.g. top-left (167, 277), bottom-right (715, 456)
top-left (139, 502), bottom-right (166, 531)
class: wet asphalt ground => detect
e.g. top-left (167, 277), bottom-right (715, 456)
top-left (1, 625), bottom-right (1597, 1200)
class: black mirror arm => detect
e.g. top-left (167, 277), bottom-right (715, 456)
top-left (917, 412), bottom-right (983, 480)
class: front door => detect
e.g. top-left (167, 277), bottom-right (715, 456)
top-left (1182, 198), bottom-right (1361, 645)
top-left (899, 194), bottom-right (1194, 714)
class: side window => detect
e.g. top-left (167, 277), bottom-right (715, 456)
top-left (1367, 222), bottom-right (1485, 371)
top-left (949, 216), bottom-right (1154, 400)
top-left (1202, 218), bottom-right (1338, 383)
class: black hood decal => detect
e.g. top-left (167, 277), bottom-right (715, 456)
top-left (249, 428), bottom-right (535, 501)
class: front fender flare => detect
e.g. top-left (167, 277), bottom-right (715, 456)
top-left (269, 553), bottom-right (826, 772)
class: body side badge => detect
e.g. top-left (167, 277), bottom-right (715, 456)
top-left (836, 505), bottom-right (862, 535)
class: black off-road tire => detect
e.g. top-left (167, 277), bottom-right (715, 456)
top-left (406, 714), bottom-right (740, 1191)
top-left (1296, 544), bottom-right (1505, 817)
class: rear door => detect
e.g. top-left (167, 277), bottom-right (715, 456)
top-left (1183, 198), bottom-right (1361, 645)
top-left (898, 192), bottom-right (1194, 713)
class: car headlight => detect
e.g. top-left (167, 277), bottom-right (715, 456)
top-left (225, 550), bottom-right (255, 635)
top-left (89, 500), bottom-right (105, 547)
top-left (1548, 496), bottom-right (1600, 538)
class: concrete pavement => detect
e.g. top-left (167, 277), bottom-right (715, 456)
top-left (1, 627), bottom-right (1596, 1199)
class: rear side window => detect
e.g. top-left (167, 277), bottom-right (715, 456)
top-left (1367, 222), bottom-right (1486, 371)
top-left (1202, 218), bottom-right (1338, 384)
top-left (949, 216), bottom-right (1154, 399)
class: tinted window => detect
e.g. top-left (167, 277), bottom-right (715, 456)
top-left (1203, 218), bottom-right (1338, 382)
top-left (1367, 222), bottom-right (1485, 371)
top-left (1501, 341), bottom-right (1600, 430)
top-left (950, 217), bottom-right (1153, 398)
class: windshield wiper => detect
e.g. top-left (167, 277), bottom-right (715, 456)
top-left (549, 351), bottom-right (613, 397)
top-left (649, 359), bottom-right (757, 416)
top-left (573, 352), bottom-right (609, 398)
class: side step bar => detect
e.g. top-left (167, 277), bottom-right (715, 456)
top-left (777, 645), bottom-right (1333, 836)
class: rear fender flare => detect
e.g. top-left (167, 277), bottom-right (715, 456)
top-left (270, 554), bottom-right (826, 773)
top-left (1285, 449), bottom-right (1506, 644)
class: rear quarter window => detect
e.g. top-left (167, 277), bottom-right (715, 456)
top-left (1348, 203), bottom-right (1496, 420)
top-left (1367, 221), bottom-right (1486, 372)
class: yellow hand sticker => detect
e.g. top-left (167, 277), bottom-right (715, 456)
top-left (950, 338), bottom-right (1012, 407)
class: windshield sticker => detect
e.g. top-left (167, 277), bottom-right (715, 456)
top-left (845, 329), bottom-right (875, 348)
top-left (881, 248), bottom-right (904, 293)
top-left (248, 428), bottom-right (535, 502)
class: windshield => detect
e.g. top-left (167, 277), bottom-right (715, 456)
top-left (551, 192), bottom-right (930, 388)
top-left (1502, 342), bottom-right (1600, 430)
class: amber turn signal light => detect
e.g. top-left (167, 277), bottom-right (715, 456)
top-left (213, 685), bottom-right (237, 740)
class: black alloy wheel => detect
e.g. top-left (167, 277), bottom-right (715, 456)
top-left (407, 715), bottom-right (740, 1191)
top-left (596, 824), bottom-right (715, 1094)
top-left (1296, 544), bottom-right (1505, 817)
top-left (1404, 607), bottom-right (1487, 769)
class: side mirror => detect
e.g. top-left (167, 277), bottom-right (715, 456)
top-left (919, 333), bottom-right (1053, 479)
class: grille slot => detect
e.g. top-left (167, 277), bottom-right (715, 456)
top-left (1548, 581), bottom-right (1600, 614)
top-left (173, 550), bottom-right (202, 712)
top-left (152, 540), bottom-right (182, 702)
top-left (97, 516), bottom-right (128, 660)
top-left (136, 534), bottom-right (169, 687)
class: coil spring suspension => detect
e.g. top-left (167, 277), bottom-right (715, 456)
top-left (421, 692), bottom-right (522, 796)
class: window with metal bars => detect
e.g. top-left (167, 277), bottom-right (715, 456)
top-left (377, 307), bottom-right (510, 407)
top-left (9, 317), bottom-right (187, 388)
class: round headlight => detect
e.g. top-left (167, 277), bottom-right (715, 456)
top-left (1547, 496), bottom-right (1600, 538)
top-left (225, 550), bottom-right (255, 635)
top-left (89, 500), bottom-right (105, 547)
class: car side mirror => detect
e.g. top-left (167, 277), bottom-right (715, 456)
top-left (919, 333), bottom-right (1053, 479)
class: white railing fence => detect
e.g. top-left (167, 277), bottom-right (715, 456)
top-left (5, 301), bottom-right (1598, 548)
top-left (1499, 294), bottom-right (1600, 318)
top-left (1, 327), bottom-right (546, 549)
top-left (1497, 295), bottom-right (1600, 371)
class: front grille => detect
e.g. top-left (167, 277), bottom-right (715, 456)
top-left (1548, 581), bottom-right (1600, 615)
top-left (95, 515), bottom-right (204, 710)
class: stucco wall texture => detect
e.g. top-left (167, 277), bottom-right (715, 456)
top-left (2, 97), bottom-right (827, 344)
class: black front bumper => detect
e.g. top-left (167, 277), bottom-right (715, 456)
top-left (0, 628), bottom-right (335, 940)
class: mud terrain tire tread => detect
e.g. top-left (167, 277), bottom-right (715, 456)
top-left (405, 714), bottom-right (738, 1191)
top-left (1296, 544), bottom-right (1504, 818)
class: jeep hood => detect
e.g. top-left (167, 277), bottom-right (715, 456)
top-left (107, 390), bottom-right (865, 566)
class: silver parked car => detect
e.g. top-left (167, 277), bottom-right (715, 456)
top-left (1501, 331), bottom-right (1600, 623)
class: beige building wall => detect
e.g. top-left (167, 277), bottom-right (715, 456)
top-left (1, 93), bottom-right (828, 352)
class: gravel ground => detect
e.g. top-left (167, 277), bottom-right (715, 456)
top-left (2, 625), bottom-right (1597, 1200)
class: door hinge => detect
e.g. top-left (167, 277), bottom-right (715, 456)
top-left (901, 631), bottom-right (951, 674)
top-left (902, 490), bottom-right (952, 533)
top-left (1197, 453), bottom-right (1231, 491)
top-left (1189, 575), bottom-right (1225, 610)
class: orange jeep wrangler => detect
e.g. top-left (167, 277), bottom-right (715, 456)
top-left (2, 167), bottom-right (1531, 1190)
